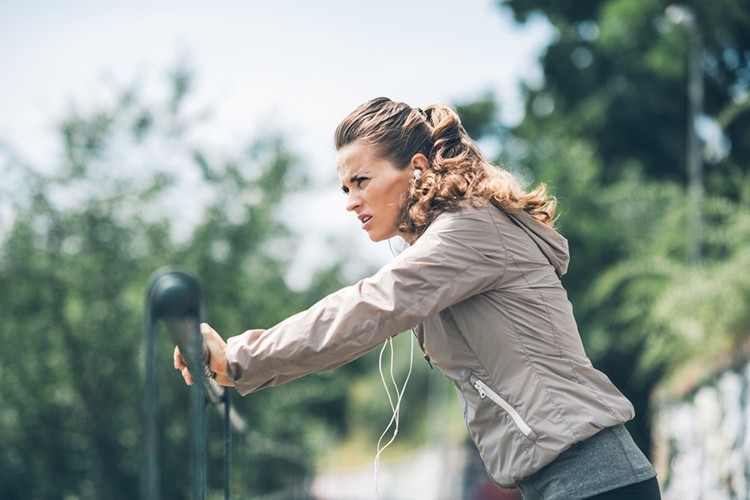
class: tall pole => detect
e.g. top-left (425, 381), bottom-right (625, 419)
top-left (667, 5), bottom-right (704, 265)
top-left (687, 16), bottom-right (704, 265)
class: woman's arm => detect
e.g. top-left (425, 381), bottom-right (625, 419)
top-left (227, 206), bottom-right (507, 395)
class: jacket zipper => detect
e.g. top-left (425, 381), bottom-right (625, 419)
top-left (472, 378), bottom-right (533, 438)
top-left (411, 327), bottom-right (433, 369)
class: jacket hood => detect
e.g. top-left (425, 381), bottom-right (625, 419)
top-left (507, 210), bottom-right (570, 277)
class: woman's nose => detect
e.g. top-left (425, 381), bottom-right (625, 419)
top-left (345, 192), bottom-right (361, 212)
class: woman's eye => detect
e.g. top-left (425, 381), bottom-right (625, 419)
top-left (341, 177), bottom-right (368, 194)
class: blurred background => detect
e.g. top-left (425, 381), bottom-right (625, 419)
top-left (1, 0), bottom-right (748, 498)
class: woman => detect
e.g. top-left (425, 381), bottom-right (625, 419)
top-left (175, 97), bottom-right (660, 499)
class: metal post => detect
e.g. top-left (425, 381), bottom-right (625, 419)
top-left (687, 18), bottom-right (704, 265)
top-left (224, 390), bottom-right (232, 500)
top-left (143, 310), bottom-right (159, 500)
top-left (192, 365), bottom-right (207, 499)
top-left (666, 5), bottom-right (704, 265)
top-left (190, 318), bottom-right (208, 500)
top-left (144, 268), bottom-right (236, 499)
top-left (145, 270), bottom-right (209, 500)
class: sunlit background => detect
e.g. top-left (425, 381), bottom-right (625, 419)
top-left (0, 0), bottom-right (552, 287)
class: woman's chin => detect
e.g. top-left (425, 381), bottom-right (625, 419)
top-left (366, 229), bottom-right (392, 243)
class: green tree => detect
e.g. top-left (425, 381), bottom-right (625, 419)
top-left (500, 0), bottom-right (750, 186)
top-left (0, 69), bottom-right (352, 499)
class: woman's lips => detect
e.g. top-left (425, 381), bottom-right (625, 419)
top-left (358, 214), bottom-right (372, 229)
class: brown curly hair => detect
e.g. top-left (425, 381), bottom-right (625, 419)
top-left (334, 97), bottom-right (556, 238)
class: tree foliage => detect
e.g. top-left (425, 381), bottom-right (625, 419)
top-left (0, 70), bottom-right (355, 499)
top-left (500, 0), bottom-right (750, 186)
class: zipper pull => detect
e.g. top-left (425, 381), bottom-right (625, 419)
top-left (424, 355), bottom-right (434, 370)
top-left (473, 381), bottom-right (486, 398)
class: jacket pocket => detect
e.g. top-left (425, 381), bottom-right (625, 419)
top-left (471, 377), bottom-right (536, 440)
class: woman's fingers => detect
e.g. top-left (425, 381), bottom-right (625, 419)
top-left (173, 345), bottom-right (184, 370)
top-left (173, 345), bottom-right (193, 385)
top-left (173, 323), bottom-right (234, 387)
top-left (200, 322), bottom-right (236, 387)
top-left (181, 367), bottom-right (193, 385)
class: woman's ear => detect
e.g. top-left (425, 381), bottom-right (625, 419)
top-left (410, 153), bottom-right (429, 170)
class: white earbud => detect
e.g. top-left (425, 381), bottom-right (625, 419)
top-left (413, 169), bottom-right (422, 181)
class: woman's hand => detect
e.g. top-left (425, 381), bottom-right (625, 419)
top-left (173, 322), bottom-right (236, 387)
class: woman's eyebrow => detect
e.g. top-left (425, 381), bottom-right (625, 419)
top-left (340, 172), bottom-right (365, 191)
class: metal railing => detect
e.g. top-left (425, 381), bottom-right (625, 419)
top-left (143, 268), bottom-right (236, 500)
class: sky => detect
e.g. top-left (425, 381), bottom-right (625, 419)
top-left (0, 0), bottom-right (553, 286)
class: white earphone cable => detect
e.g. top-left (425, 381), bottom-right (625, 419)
top-left (373, 332), bottom-right (415, 498)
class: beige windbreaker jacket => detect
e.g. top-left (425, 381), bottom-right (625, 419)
top-left (226, 202), bottom-right (634, 487)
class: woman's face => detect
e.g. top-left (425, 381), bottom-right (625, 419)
top-left (336, 142), bottom-right (414, 242)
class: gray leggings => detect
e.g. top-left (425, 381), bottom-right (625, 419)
top-left (585, 477), bottom-right (661, 500)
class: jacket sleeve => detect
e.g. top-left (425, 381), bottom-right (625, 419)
top-left (227, 205), bottom-right (506, 395)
